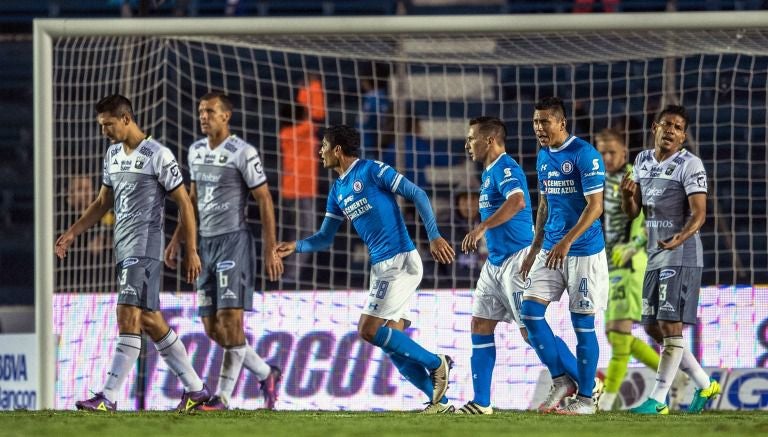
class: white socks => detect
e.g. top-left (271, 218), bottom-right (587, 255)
top-left (154, 329), bottom-right (204, 392)
top-left (216, 345), bottom-right (247, 404)
top-left (242, 340), bottom-right (272, 380)
top-left (102, 333), bottom-right (142, 402)
top-left (680, 348), bottom-right (711, 389)
top-left (650, 336), bottom-right (684, 403)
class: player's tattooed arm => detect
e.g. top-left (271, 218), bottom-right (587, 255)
top-left (520, 193), bottom-right (547, 280)
top-left (55, 185), bottom-right (114, 259)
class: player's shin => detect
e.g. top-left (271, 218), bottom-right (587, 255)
top-left (521, 300), bottom-right (564, 376)
top-left (154, 329), bottom-right (205, 392)
top-left (372, 326), bottom-right (441, 370)
top-left (216, 345), bottom-right (247, 405)
top-left (604, 331), bottom-right (633, 394)
top-left (470, 334), bottom-right (495, 407)
top-left (102, 333), bottom-right (142, 402)
top-left (571, 313), bottom-right (599, 398)
top-left (554, 336), bottom-right (579, 385)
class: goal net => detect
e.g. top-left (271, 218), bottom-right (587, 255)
top-left (36, 13), bottom-right (768, 409)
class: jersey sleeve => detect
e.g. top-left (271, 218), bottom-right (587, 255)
top-left (536, 150), bottom-right (547, 193)
top-left (187, 147), bottom-right (197, 182)
top-left (632, 152), bottom-right (643, 183)
top-left (102, 151), bottom-right (112, 187)
top-left (578, 145), bottom-right (606, 196)
top-left (155, 148), bottom-right (184, 192)
top-left (325, 184), bottom-right (345, 221)
top-left (238, 145), bottom-right (268, 189)
top-left (681, 156), bottom-right (708, 195)
top-left (370, 160), bottom-right (404, 193)
top-left (496, 162), bottom-right (523, 199)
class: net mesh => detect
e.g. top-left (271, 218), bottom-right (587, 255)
top-left (54, 28), bottom-right (768, 292)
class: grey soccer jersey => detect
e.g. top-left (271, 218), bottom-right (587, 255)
top-left (633, 148), bottom-right (707, 269)
top-left (188, 135), bottom-right (267, 237)
top-left (102, 138), bottom-right (183, 263)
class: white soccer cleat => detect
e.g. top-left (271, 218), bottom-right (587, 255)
top-left (429, 354), bottom-right (453, 404)
top-left (556, 396), bottom-right (597, 415)
top-left (420, 401), bottom-right (455, 414)
top-left (455, 401), bottom-right (493, 415)
top-left (597, 391), bottom-right (618, 412)
top-left (592, 376), bottom-right (605, 408)
top-left (538, 375), bottom-right (577, 413)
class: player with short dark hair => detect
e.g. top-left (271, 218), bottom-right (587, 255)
top-left (623, 105), bottom-right (720, 414)
top-left (275, 124), bottom-right (456, 414)
top-left (166, 92), bottom-right (283, 410)
top-left (455, 116), bottom-right (579, 415)
top-left (520, 97), bottom-right (609, 415)
top-left (57, 94), bottom-right (209, 412)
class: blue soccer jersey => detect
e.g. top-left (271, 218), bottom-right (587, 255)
top-left (325, 159), bottom-right (416, 264)
top-left (480, 153), bottom-right (534, 266)
top-left (537, 135), bottom-right (606, 256)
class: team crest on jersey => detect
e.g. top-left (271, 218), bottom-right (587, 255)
top-left (665, 165), bottom-right (676, 176)
top-left (353, 180), bottom-right (364, 193)
top-left (134, 155), bottom-right (146, 169)
top-left (561, 160), bottom-right (574, 174)
top-left (218, 154), bottom-right (228, 164)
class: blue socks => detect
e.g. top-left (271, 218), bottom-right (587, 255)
top-left (372, 326), bottom-right (442, 371)
top-left (521, 300), bottom-right (564, 377)
top-left (571, 312), bottom-right (599, 398)
top-left (555, 336), bottom-right (579, 385)
top-left (388, 352), bottom-right (448, 404)
top-left (470, 334), bottom-right (495, 407)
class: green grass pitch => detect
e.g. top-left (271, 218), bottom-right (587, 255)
top-left (0, 410), bottom-right (766, 437)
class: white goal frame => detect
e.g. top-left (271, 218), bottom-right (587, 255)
top-left (34, 11), bottom-right (768, 409)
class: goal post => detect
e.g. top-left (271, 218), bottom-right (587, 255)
top-left (35, 12), bottom-right (768, 409)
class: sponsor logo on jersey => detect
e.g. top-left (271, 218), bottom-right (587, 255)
top-left (204, 154), bottom-right (215, 164)
top-left (659, 301), bottom-right (676, 313)
top-left (112, 159), bottom-right (119, 166)
top-left (483, 178), bottom-right (490, 188)
top-left (110, 147), bottom-right (120, 157)
top-left (221, 289), bottom-right (238, 300)
top-left (122, 257), bottom-right (140, 268)
top-left (659, 269), bottom-right (677, 280)
top-left (254, 160), bottom-right (263, 174)
top-left (198, 173), bottom-right (221, 183)
top-left (138, 145), bottom-right (154, 157)
top-left (353, 180), bottom-right (364, 193)
top-left (561, 160), bottom-right (574, 174)
top-left (224, 142), bottom-right (238, 153)
top-left (216, 260), bottom-right (236, 272)
top-left (548, 170), bottom-right (561, 178)
top-left (524, 277), bottom-right (532, 289)
top-left (120, 160), bottom-right (132, 171)
top-left (644, 187), bottom-right (665, 197)
top-left (170, 164), bottom-right (180, 178)
top-left (194, 153), bottom-right (203, 162)
top-left (540, 164), bottom-right (547, 171)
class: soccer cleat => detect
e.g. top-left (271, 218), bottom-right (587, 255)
top-left (688, 378), bottom-right (721, 413)
top-left (195, 395), bottom-right (228, 411)
top-left (420, 401), bottom-right (455, 414)
top-left (429, 354), bottom-right (453, 405)
top-left (555, 396), bottom-right (596, 415)
top-left (260, 365), bottom-right (282, 410)
top-left (175, 384), bottom-right (211, 413)
top-left (455, 401), bottom-right (493, 415)
top-left (591, 376), bottom-right (604, 407)
top-left (668, 371), bottom-right (690, 410)
top-left (538, 375), bottom-right (577, 413)
top-left (630, 398), bottom-right (669, 415)
top-left (597, 391), bottom-right (618, 412)
top-left (75, 392), bottom-right (116, 412)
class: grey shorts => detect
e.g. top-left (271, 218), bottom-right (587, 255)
top-left (197, 230), bottom-right (255, 317)
top-left (116, 257), bottom-right (162, 311)
top-left (641, 266), bottom-right (702, 325)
